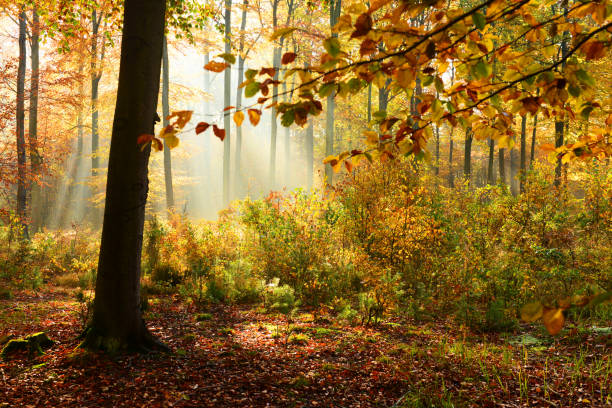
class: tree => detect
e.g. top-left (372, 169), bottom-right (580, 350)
top-left (15, 8), bottom-right (28, 238)
top-left (28, 6), bottom-right (42, 232)
top-left (162, 36), bottom-right (175, 210)
top-left (223, 0), bottom-right (232, 205)
top-left (82, 0), bottom-right (167, 352)
top-left (324, 0), bottom-right (341, 186)
top-left (234, 0), bottom-right (248, 197)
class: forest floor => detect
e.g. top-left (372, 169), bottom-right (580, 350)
top-left (0, 289), bottom-right (610, 407)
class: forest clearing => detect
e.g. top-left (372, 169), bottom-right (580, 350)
top-left (0, 0), bottom-right (611, 406)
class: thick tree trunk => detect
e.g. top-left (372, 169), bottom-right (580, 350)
top-left (16, 10), bottom-right (28, 238)
top-left (235, 0), bottom-right (247, 197)
top-left (29, 7), bottom-right (41, 232)
top-left (82, 0), bottom-right (167, 353)
top-left (223, 0), bottom-right (232, 204)
top-left (162, 36), bottom-right (174, 210)
top-left (306, 118), bottom-right (314, 189)
top-left (463, 128), bottom-right (472, 182)
top-left (520, 115), bottom-right (527, 192)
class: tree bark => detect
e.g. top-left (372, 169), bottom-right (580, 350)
top-left (519, 114), bottom-right (527, 192)
top-left (306, 118), bottom-right (314, 189)
top-left (324, 0), bottom-right (341, 186)
top-left (498, 148), bottom-right (506, 185)
top-left (82, 0), bottom-right (167, 353)
top-left (29, 7), bottom-right (41, 232)
top-left (463, 128), bottom-right (472, 182)
top-left (162, 36), bottom-right (174, 210)
top-left (223, 0), bottom-right (232, 205)
top-left (448, 127), bottom-right (454, 188)
top-left (16, 9), bottom-right (28, 238)
top-left (530, 113), bottom-right (537, 167)
top-left (510, 147), bottom-right (518, 196)
top-left (487, 139), bottom-right (495, 184)
top-left (235, 0), bottom-right (247, 197)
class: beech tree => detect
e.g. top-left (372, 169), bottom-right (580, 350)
top-left (82, 0), bottom-right (167, 351)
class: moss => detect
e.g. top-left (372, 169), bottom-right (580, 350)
top-left (1, 332), bottom-right (54, 359)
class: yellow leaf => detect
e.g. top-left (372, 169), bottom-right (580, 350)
top-left (520, 302), bottom-right (543, 322)
top-left (363, 130), bottom-right (379, 145)
top-left (247, 109), bottom-right (261, 126)
top-left (165, 134), bottom-right (179, 150)
top-left (323, 155), bottom-right (337, 164)
top-left (233, 111), bottom-right (245, 127)
top-left (542, 308), bottom-right (565, 335)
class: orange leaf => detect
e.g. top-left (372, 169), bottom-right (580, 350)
top-left (195, 122), bottom-right (210, 134)
top-left (542, 307), bottom-right (565, 335)
top-left (137, 134), bottom-right (154, 145)
top-left (281, 52), bottom-right (297, 65)
top-left (212, 125), bottom-right (226, 141)
top-left (233, 111), bottom-right (245, 127)
top-left (351, 13), bottom-right (373, 39)
top-left (248, 109), bottom-right (261, 126)
top-left (151, 137), bottom-right (163, 152)
top-left (204, 61), bottom-right (229, 72)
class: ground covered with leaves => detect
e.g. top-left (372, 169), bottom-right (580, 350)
top-left (1, 289), bottom-right (610, 408)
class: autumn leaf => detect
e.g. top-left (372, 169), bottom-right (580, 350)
top-left (195, 122), bottom-right (210, 134)
top-left (350, 13), bottom-right (373, 38)
top-left (137, 134), bottom-right (154, 145)
top-left (248, 109), bottom-right (261, 126)
top-left (233, 111), bottom-right (245, 127)
top-left (165, 134), bottom-right (179, 149)
top-left (212, 125), bottom-right (226, 141)
top-left (151, 137), bottom-right (163, 152)
top-left (520, 302), bottom-right (543, 322)
top-left (167, 110), bottom-right (193, 129)
top-left (204, 61), bottom-right (229, 73)
top-left (541, 308), bottom-right (565, 335)
top-left (269, 27), bottom-right (297, 41)
top-left (281, 52), bottom-right (297, 65)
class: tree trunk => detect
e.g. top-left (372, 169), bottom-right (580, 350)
top-left (498, 148), bottom-right (506, 185)
top-left (29, 7), bottom-right (41, 232)
top-left (235, 0), bottom-right (247, 197)
top-left (91, 10), bottom-right (101, 178)
top-left (324, 0), bottom-right (341, 186)
top-left (463, 128), bottom-right (472, 182)
top-left (530, 113), bottom-right (537, 167)
top-left (162, 36), bottom-right (174, 210)
top-left (82, 0), bottom-right (167, 353)
top-left (223, 0), bottom-right (232, 204)
top-left (367, 83), bottom-right (372, 123)
top-left (16, 9), bottom-right (28, 238)
top-left (434, 125), bottom-right (440, 176)
top-left (448, 127), bottom-right (454, 188)
top-left (554, 9), bottom-right (569, 188)
top-left (283, 80), bottom-right (290, 187)
top-left (487, 139), bottom-right (495, 184)
top-left (306, 118), bottom-right (314, 189)
top-left (510, 147), bottom-right (518, 196)
top-left (519, 114), bottom-right (527, 192)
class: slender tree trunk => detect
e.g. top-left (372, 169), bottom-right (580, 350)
top-left (498, 148), bottom-right (506, 185)
top-left (223, 0), bottom-right (232, 204)
top-left (520, 114), bottom-right (527, 192)
top-left (235, 0), bottom-right (247, 197)
top-left (510, 147), bottom-right (518, 196)
top-left (162, 36), bottom-right (174, 209)
top-left (530, 113), bottom-right (537, 167)
top-left (91, 10), bottom-right (101, 178)
top-left (554, 8), bottom-right (569, 188)
top-left (325, 0), bottom-right (341, 186)
top-left (367, 83), bottom-right (372, 123)
top-left (82, 0), bottom-right (167, 352)
top-left (29, 7), bottom-right (41, 232)
top-left (487, 139), bottom-right (495, 184)
top-left (448, 127), bottom-right (454, 188)
top-left (306, 118), bottom-right (314, 189)
top-left (269, 0), bottom-right (280, 190)
top-left (283, 81), bottom-right (290, 187)
top-left (463, 128), bottom-right (472, 182)
top-left (434, 125), bottom-right (440, 175)
top-left (16, 9), bottom-right (28, 238)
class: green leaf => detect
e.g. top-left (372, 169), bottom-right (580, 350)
top-left (245, 69), bottom-right (258, 80)
top-left (472, 12), bottom-right (486, 30)
top-left (568, 83), bottom-right (581, 97)
top-left (217, 53), bottom-right (236, 64)
top-left (324, 37), bottom-right (341, 57)
top-left (318, 83), bottom-right (337, 98)
top-left (581, 106), bottom-right (593, 120)
top-left (245, 82), bottom-right (260, 98)
top-left (473, 60), bottom-right (491, 79)
top-left (575, 69), bottom-right (595, 87)
top-left (281, 110), bottom-right (295, 127)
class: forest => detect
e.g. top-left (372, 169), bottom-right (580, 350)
top-left (0, 0), bottom-right (610, 406)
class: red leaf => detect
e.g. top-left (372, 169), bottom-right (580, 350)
top-left (196, 122), bottom-right (210, 134)
top-left (351, 13), bottom-right (373, 38)
top-left (281, 52), bottom-right (297, 65)
top-left (213, 125), bottom-right (226, 141)
top-left (137, 134), bottom-right (154, 145)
